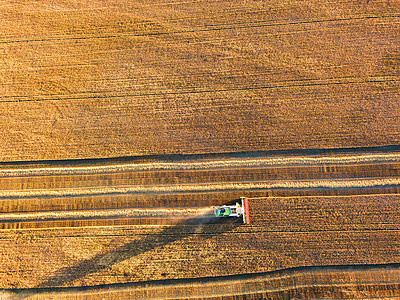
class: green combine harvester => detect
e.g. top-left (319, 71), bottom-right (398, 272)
top-left (213, 197), bottom-right (250, 224)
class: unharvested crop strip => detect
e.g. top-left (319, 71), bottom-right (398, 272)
top-left (1, 178), bottom-right (400, 199)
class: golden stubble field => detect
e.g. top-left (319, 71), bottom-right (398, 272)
top-left (0, 0), bottom-right (399, 161)
top-left (1, 0), bottom-right (400, 298)
top-left (1, 152), bottom-right (400, 296)
top-left (2, 194), bottom-right (400, 291)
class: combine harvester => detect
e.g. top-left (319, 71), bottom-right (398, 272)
top-left (213, 197), bottom-right (250, 224)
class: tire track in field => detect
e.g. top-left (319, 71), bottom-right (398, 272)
top-left (0, 14), bottom-right (397, 45)
top-left (1, 177), bottom-right (400, 199)
top-left (0, 75), bottom-right (398, 103)
top-left (0, 76), bottom-right (398, 103)
top-left (2, 151), bottom-right (400, 177)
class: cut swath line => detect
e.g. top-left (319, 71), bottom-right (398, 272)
top-left (1, 152), bottom-right (400, 176)
top-left (1, 178), bottom-right (400, 198)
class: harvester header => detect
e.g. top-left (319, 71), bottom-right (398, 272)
top-left (213, 197), bottom-right (250, 224)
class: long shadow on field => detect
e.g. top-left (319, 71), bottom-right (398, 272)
top-left (2, 144), bottom-right (400, 167)
top-left (36, 212), bottom-right (242, 288)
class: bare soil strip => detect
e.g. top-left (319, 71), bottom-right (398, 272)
top-left (5, 264), bottom-right (400, 300)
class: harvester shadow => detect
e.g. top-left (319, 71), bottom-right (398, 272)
top-left (36, 214), bottom-right (242, 288)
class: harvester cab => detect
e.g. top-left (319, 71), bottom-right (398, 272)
top-left (213, 197), bottom-right (250, 224)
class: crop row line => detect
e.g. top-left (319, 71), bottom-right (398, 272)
top-left (0, 76), bottom-right (397, 104)
top-left (0, 14), bottom-right (397, 45)
top-left (0, 74), bottom-right (392, 100)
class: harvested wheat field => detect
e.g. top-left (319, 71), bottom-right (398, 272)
top-left (0, 0), bottom-right (399, 161)
top-left (6, 264), bottom-right (400, 299)
top-left (2, 151), bottom-right (400, 298)
top-left (1, 0), bottom-right (400, 298)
